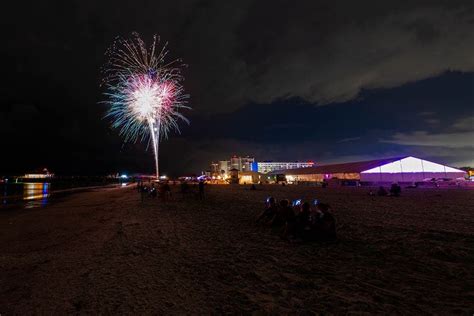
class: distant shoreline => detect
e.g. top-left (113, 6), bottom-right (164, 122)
top-left (1, 183), bottom-right (126, 210)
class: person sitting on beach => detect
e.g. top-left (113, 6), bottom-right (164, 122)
top-left (280, 200), bottom-right (297, 239)
top-left (297, 203), bottom-right (321, 241)
top-left (389, 183), bottom-right (401, 197)
top-left (257, 197), bottom-right (278, 225)
top-left (295, 202), bottom-right (311, 239)
top-left (377, 186), bottom-right (388, 196)
top-left (271, 199), bottom-right (290, 229)
top-left (313, 203), bottom-right (337, 241)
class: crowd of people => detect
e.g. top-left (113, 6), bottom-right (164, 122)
top-left (257, 197), bottom-right (337, 242)
top-left (137, 181), bottom-right (172, 201)
top-left (137, 180), bottom-right (206, 201)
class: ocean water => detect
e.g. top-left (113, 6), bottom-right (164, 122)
top-left (1, 182), bottom-right (50, 209)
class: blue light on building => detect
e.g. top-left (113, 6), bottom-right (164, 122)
top-left (251, 161), bottom-right (259, 172)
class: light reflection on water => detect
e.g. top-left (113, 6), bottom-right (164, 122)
top-left (23, 183), bottom-right (50, 208)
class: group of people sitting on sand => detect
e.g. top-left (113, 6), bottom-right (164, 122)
top-left (369, 183), bottom-right (402, 197)
top-left (257, 197), bottom-right (336, 242)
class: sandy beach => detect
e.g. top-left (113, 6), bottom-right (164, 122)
top-left (1, 184), bottom-right (473, 314)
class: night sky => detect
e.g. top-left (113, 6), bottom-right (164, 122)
top-left (2, 0), bottom-right (473, 176)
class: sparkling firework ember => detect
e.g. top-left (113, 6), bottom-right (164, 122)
top-left (102, 33), bottom-right (190, 178)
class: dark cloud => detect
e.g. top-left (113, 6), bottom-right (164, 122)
top-left (452, 116), bottom-right (474, 131)
top-left (1, 1), bottom-right (473, 174)
top-left (5, 0), bottom-right (473, 110)
top-left (174, 1), bottom-right (474, 111)
top-left (235, 2), bottom-right (474, 108)
top-left (382, 130), bottom-right (474, 148)
top-left (381, 113), bottom-right (474, 165)
top-left (160, 72), bottom-right (473, 172)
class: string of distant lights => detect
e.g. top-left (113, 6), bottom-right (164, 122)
top-left (102, 33), bottom-right (190, 178)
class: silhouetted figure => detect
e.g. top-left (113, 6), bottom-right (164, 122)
top-left (377, 186), bottom-right (388, 196)
top-left (314, 203), bottom-right (336, 241)
top-left (280, 200), bottom-right (297, 239)
top-left (137, 181), bottom-right (142, 193)
top-left (165, 182), bottom-right (172, 196)
top-left (181, 181), bottom-right (190, 198)
top-left (161, 182), bottom-right (171, 200)
top-left (198, 180), bottom-right (205, 200)
top-left (271, 199), bottom-right (289, 229)
top-left (140, 185), bottom-right (148, 202)
top-left (149, 183), bottom-right (157, 198)
top-left (250, 184), bottom-right (257, 190)
top-left (257, 197), bottom-right (278, 225)
top-left (295, 202), bottom-right (311, 239)
top-left (390, 183), bottom-right (401, 197)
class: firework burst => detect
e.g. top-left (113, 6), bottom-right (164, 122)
top-left (102, 33), bottom-right (190, 178)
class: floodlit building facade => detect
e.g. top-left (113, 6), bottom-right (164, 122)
top-left (228, 156), bottom-right (255, 172)
top-left (268, 156), bottom-right (466, 183)
top-left (241, 156), bottom-right (255, 172)
top-left (209, 157), bottom-right (255, 179)
top-left (238, 171), bottom-right (261, 184)
top-left (210, 157), bottom-right (314, 176)
top-left (210, 162), bottom-right (219, 174)
top-left (211, 156), bottom-right (255, 175)
top-left (255, 161), bottom-right (315, 174)
top-left (218, 160), bottom-right (230, 174)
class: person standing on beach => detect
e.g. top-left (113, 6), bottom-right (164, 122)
top-left (140, 185), bottom-right (148, 202)
top-left (161, 181), bottom-right (172, 201)
top-left (180, 181), bottom-right (189, 198)
top-left (150, 183), bottom-right (157, 198)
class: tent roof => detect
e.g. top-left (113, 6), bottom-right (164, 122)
top-left (268, 156), bottom-right (466, 175)
top-left (267, 156), bottom-right (408, 175)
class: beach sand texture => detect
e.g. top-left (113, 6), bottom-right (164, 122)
top-left (1, 184), bottom-right (473, 314)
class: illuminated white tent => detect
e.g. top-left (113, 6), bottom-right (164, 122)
top-left (268, 156), bottom-right (466, 183)
top-left (360, 156), bottom-right (466, 182)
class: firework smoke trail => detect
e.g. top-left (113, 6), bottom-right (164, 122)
top-left (102, 33), bottom-right (190, 178)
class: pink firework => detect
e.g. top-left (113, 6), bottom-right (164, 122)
top-left (102, 33), bottom-right (190, 178)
